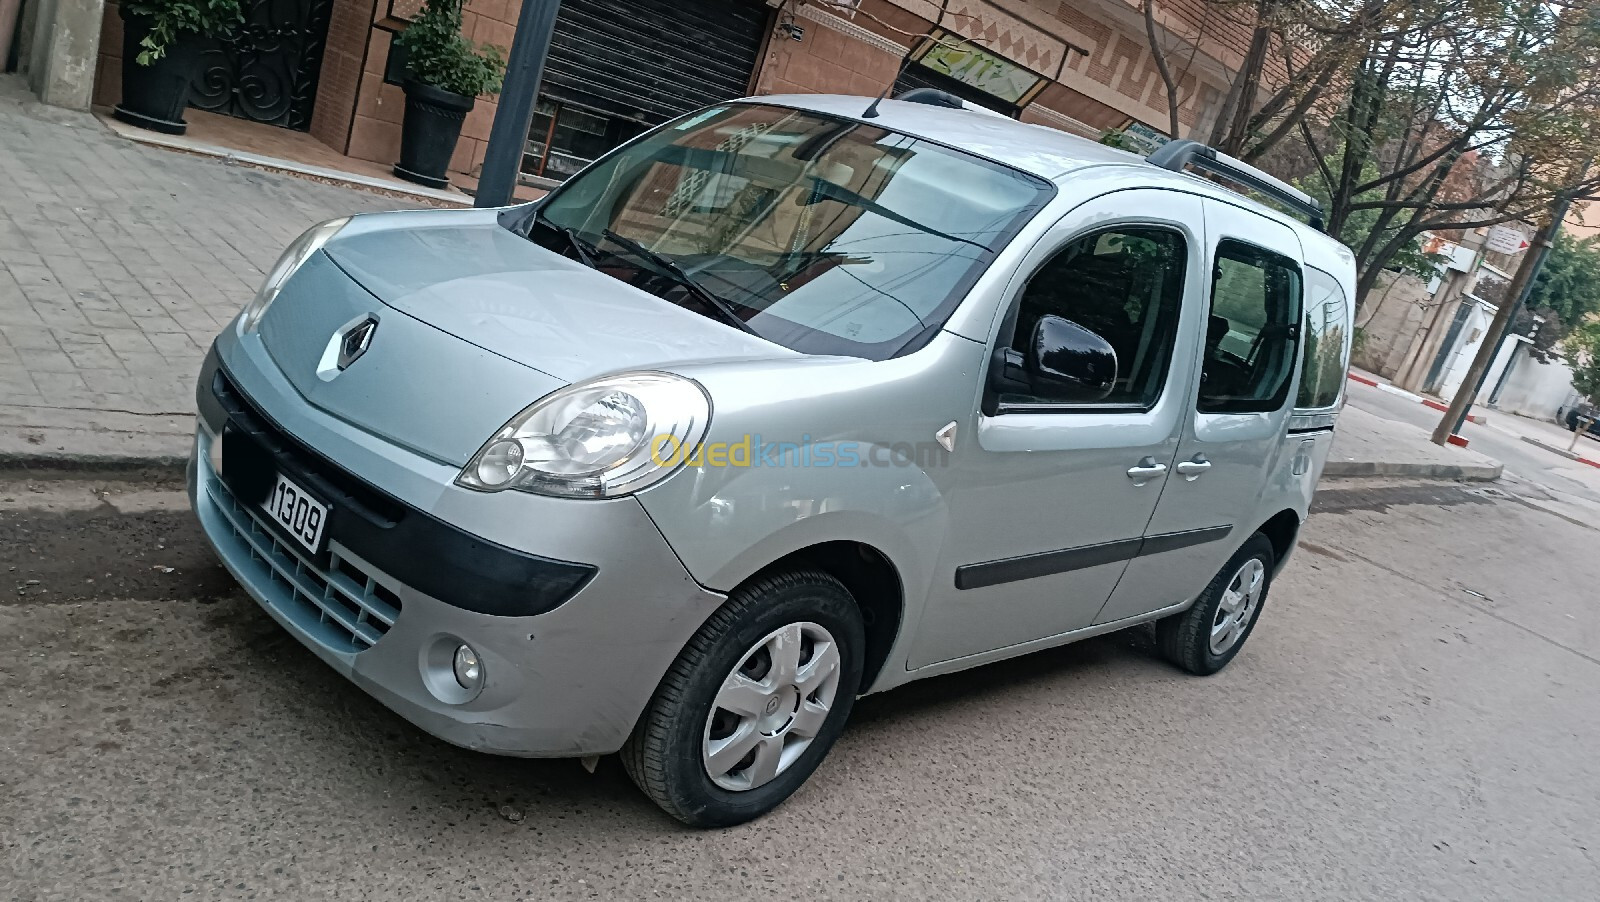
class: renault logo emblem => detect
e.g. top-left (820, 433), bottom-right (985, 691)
top-left (316, 315), bottom-right (380, 382)
top-left (336, 317), bottom-right (378, 370)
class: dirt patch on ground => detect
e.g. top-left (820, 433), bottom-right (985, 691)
top-left (2, 503), bottom-right (236, 605)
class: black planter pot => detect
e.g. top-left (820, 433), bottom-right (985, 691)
top-left (113, 9), bottom-right (204, 135)
top-left (394, 80), bottom-right (476, 189)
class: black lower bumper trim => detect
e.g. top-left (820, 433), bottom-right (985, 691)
top-left (200, 349), bottom-right (596, 617)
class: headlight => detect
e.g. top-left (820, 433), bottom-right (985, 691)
top-left (457, 372), bottom-right (712, 499)
top-left (239, 217), bottom-right (351, 333)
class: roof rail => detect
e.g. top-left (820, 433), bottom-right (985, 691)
top-left (894, 88), bottom-right (965, 110)
top-left (1147, 140), bottom-right (1324, 231)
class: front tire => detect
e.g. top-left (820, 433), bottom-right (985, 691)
top-left (622, 569), bottom-right (865, 827)
top-left (1156, 533), bottom-right (1275, 675)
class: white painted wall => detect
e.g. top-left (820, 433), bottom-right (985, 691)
top-left (1485, 340), bottom-right (1581, 419)
top-left (1437, 302), bottom-right (1498, 399)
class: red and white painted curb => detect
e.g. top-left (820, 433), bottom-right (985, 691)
top-left (1347, 371), bottom-right (1440, 408)
top-left (1346, 372), bottom-right (1485, 425)
top-left (1518, 436), bottom-right (1600, 469)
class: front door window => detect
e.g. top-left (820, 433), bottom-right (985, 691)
top-left (1000, 228), bottom-right (1187, 410)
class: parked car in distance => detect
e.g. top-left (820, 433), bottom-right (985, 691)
top-left (1563, 404), bottom-right (1600, 438)
top-left (188, 92), bottom-right (1356, 827)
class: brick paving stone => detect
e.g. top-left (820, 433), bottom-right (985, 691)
top-left (0, 74), bottom-right (412, 451)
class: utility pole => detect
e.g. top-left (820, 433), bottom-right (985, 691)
top-left (1430, 201), bottom-right (1569, 445)
top-left (474, 0), bottom-right (562, 208)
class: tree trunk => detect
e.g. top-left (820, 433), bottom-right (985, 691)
top-left (1143, 0), bottom-right (1183, 137)
top-left (1218, 10), bottom-right (1272, 156)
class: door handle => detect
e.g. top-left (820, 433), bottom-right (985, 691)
top-left (1176, 456), bottom-right (1212, 481)
top-left (1126, 457), bottom-right (1168, 486)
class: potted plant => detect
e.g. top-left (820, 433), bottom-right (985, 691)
top-left (113, 0), bottom-right (242, 135)
top-left (392, 0), bottom-right (507, 188)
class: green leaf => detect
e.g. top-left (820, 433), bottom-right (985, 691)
top-left (394, 0), bottom-right (509, 97)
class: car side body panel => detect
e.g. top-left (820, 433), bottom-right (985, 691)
top-left (635, 331), bottom-right (989, 692)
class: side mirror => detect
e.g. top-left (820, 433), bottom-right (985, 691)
top-left (1026, 315), bottom-right (1117, 402)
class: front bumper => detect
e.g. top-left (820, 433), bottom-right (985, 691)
top-left (189, 348), bottom-right (726, 758)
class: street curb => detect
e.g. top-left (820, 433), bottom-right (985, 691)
top-left (1348, 372), bottom-right (1424, 403)
top-left (0, 412), bottom-right (195, 478)
top-left (1322, 460), bottom-right (1504, 481)
top-left (0, 452), bottom-right (188, 475)
top-left (95, 113), bottom-right (473, 208)
top-left (1519, 435), bottom-right (1600, 468)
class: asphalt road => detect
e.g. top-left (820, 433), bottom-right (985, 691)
top-left (4, 471), bottom-right (1599, 901)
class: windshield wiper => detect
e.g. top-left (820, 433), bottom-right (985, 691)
top-left (558, 226), bottom-right (597, 268)
top-left (533, 210), bottom-right (598, 268)
top-left (601, 229), bottom-right (761, 337)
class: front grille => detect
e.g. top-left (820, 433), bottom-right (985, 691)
top-left (207, 472), bottom-right (402, 653)
top-left (213, 369), bottom-right (405, 526)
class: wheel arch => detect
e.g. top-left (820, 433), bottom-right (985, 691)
top-left (1255, 508), bottom-right (1302, 574)
top-left (744, 541), bottom-right (905, 693)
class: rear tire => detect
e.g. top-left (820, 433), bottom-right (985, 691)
top-left (621, 569), bottom-right (865, 827)
top-left (1156, 533), bottom-right (1275, 675)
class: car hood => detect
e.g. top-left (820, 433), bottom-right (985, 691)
top-left (322, 211), bottom-right (796, 383)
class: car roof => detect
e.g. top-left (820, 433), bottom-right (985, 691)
top-left (757, 93), bottom-right (1142, 179)
top-left (753, 94), bottom-right (1353, 265)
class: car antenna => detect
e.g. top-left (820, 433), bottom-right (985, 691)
top-left (861, 63), bottom-right (911, 119)
top-left (860, 88), bottom-right (890, 120)
top-left (862, 31), bottom-right (987, 119)
top-left (862, 40), bottom-right (930, 119)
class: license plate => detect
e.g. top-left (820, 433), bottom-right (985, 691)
top-left (261, 472), bottom-right (329, 555)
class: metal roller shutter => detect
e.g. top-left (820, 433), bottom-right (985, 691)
top-left (542, 0), bottom-right (771, 125)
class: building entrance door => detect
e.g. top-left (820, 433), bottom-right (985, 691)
top-left (188, 0), bottom-right (335, 130)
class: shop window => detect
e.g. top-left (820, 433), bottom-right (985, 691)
top-left (522, 98), bottom-right (646, 182)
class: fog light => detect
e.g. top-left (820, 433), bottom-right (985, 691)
top-left (452, 644), bottom-right (483, 690)
top-left (208, 431), bottom-right (224, 475)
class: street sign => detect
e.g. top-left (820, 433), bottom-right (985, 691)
top-left (1486, 224), bottom-right (1531, 255)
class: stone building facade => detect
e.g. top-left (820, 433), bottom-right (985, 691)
top-left (84, 0), bottom-right (1253, 184)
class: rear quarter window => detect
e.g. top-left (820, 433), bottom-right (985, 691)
top-left (1296, 266), bottom-right (1351, 411)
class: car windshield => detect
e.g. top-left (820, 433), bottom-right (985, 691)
top-left (522, 103), bottom-right (1054, 359)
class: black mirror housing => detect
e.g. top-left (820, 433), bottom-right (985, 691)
top-left (1027, 315), bottom-right (1117, 402)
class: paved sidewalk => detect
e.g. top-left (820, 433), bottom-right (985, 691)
top-left (1325, 405), bottom-right (1502, 481)
top-left (1478, 406), bottom-right (1595, 451)
top-left (0, 75), bottom-right (415, 465)
top-left (1490, 412), bottom-right (1600, 470)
